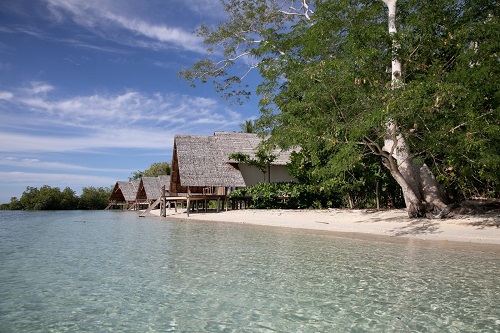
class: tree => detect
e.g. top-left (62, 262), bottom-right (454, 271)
top-left (60, 187), bottom-right (79, 210)
top-left (0, 197), bottom-right (22, 210)
top-left (229, 146), bottom-right (277, 182)
top-left (181, 0), bottom-right (499, 217)
top-left (18, 186), bottom-right (40, 210)
top-left (79, 186), bottom-right (112, 210)
top-left (130, 162), bottom-right (171, 180)
top-left (239, 119), bottom-right (256, 133)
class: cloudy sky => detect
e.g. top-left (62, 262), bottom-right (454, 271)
top-left (0, 0), bottom-right (260, 203)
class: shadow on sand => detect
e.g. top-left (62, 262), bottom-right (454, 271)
top-left (357, 210), bottom-right (444, 237)
top-left (465, 217), bottom-right (500, 229)
top-left (389, 219), bottom-right (443, 237)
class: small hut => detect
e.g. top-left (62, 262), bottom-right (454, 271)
top-left (106, 180), bottom-right (139, 210)
top-left (170, 133), bottom-right (247, 196)
top-left (135, 175), bottom-right (170, 209)
top-left (170, 132), bottom-right (295, 196)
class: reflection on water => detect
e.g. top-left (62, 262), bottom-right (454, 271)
top-left (0, 210), bottom-right (499, 332)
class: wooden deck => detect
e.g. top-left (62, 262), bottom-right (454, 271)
top-left (140, 194), bottom-right (229, 217)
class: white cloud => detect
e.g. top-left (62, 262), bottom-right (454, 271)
top-left (45, 0), bottom-right (206, 53)
top-left (0, 156), bottom-right (130, 172)
top-left (0, 171), bottom-right (117, 188)
top-left (0, 81), bottom-right (244, 153)
top-left (6, 84), bottom-right (240, 127)
top-left (0, 129), bottom-right (172, 153)
top-left (0, 91), bottom-right (13, 100)
top-left (182, 0), bottom-right (225, 18)
top-left (19, 81), bottom-right (55, 97)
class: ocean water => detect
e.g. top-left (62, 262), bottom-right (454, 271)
top-left (0, 210), bottom-right (499, 333)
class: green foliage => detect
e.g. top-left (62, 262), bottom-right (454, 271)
top-left (229, 146), bottom-right (277, 180)
top-left (78, 186), bottom-right (112, 210)
top-left (229, 175), bottom-right (402, 210)
top-left (1, 185), bottom-right (111, 210)
top-left (183, 0), bottom-right (499, 202)
top-left (131, 162), bottom-right (171, 180)
top-left (229, 182), bottom-right (339, 209)
top-left (239, 119), bottom-right (256, 133)
top-left (12, 185), bottom-right (77, 210)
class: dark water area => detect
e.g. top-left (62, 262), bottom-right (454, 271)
top-left (0, 210), bottom-right (499, 332)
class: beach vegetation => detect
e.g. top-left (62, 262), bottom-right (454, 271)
top-left (229, 146), bottom-right (277, 183)
top-left (229, 178), bottom-right (402, 209)
top-left (0, 186), bottom-right (112, 210)
top-left (78, 186), bottom-right (113, 210)
top-left (181, 0), bottom-right (499, 217)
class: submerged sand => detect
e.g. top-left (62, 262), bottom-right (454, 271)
top-left (145, 207), bottom-right (500, 246)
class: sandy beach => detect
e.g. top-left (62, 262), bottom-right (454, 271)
top-left (144, 207), bottom-right (500, 246)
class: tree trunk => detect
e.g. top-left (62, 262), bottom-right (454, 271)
top-left (347, 193), bottom-right (354, 209)
top-left (381, 0), bottom-right (449, 218)
top-left (375, 166), bottom-right (381, 210)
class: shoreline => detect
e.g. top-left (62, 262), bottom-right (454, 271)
top-left (144, 207), bottom-right (500, 248)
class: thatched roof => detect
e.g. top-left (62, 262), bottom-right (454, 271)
top-left (214, 132), bottom-right (293, 165)
top-left (136, 176), bottom-right (170, 201)
top-left (158, 175), bottom-right (170, 192)
top-left (109, 180), bottom-right (139, 202)
top-left (172, 132), bottom-right (295, 188)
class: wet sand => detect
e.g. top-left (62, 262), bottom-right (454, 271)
top-left (144, 207), bottom-right (500, 247)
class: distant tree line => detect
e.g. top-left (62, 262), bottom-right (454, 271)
top-left (0, 186), bottom-right (112, 210)
top-left (1, 162), bottom-right (171, 211)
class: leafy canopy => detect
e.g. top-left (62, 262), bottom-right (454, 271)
top-left (131, 162), bottom-right (171, 180)
top-left (182, 0), bottom-right (499, 200)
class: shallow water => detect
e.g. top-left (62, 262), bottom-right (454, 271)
top-left (0, 210), bottom-right (499, 332)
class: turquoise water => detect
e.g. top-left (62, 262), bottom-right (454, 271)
top-left (0, 211), bottom-right (499, 332)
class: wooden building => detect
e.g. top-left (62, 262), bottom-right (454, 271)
top-left (106, 180), bottom-right (139, 210)
top-left (135, 175), bottom-right (170, 209)
top-left (167, 132), bottom-right (296, 216)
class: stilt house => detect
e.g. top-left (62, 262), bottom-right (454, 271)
top-left (170, 132), bottom-right (296, 196)
top-left (106, 180), bottom-right (140, 210)
top-left (135, 175), bottom-right (170, 209)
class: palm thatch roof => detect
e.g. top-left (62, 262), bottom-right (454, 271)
top-left (109, 180), bottom-right (139, 202)
top-left (214, 131), bottom-right (294, 165)
top-left (170, 132), bottom-right (295, 192)
top-left (136, 176), bottom-right (170, 201)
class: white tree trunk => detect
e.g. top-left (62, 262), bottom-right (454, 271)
top-left (381, 0), bottom-right (448, 218)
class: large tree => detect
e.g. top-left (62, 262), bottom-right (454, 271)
top-left (130, 162), bottom-right (171, 180)
top-left (181, 0), bottom-right (499, 217)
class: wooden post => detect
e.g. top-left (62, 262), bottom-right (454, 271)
top-left (161, 185), bottom-right (166, 217)
top-left (187, 187), bottom-right (191, 217)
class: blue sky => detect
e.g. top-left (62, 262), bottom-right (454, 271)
top-left (0, 0), bottom-right (260, 203)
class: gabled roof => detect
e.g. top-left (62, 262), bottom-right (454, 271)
top-left (174, 134), bottom-right (246, 187)
top-left (172, 132), bottom-right (295, 188)
top-left (158, 175), bottom-right (170, 192)
top-left (214, 132), bottom-right (293, 165)
top-left (109, 180), bottom-right (139, 202)
top-left (136, 176), bottom-right (171, 200)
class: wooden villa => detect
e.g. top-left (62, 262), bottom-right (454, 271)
top-left (105, 180), bottom-right (140, 210)
top-left (134, 175), bottom-right (170, 210)
top-left (168, 132), bottom-right (296, 216)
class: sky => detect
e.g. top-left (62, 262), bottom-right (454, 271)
top-left (0, 0), bottom-right (261, 203)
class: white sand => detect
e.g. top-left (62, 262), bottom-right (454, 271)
top-left (145, 208), bottom-right (500, 246)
